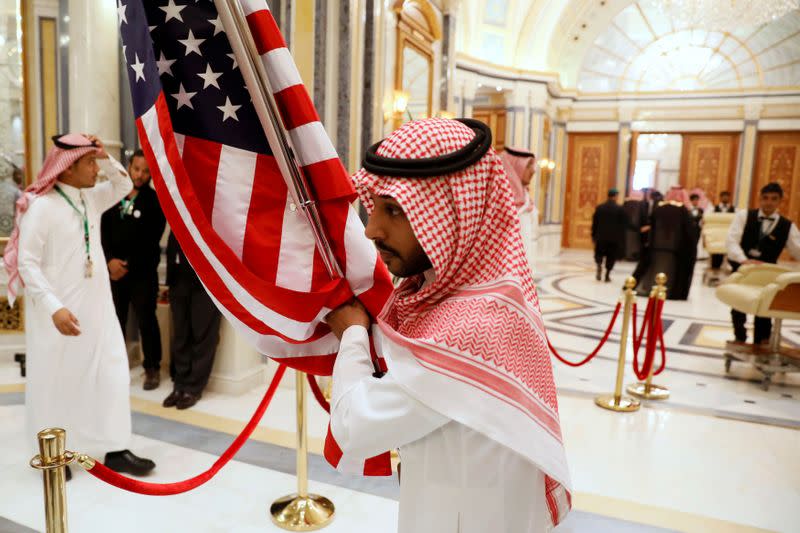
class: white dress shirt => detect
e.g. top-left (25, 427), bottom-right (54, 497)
top-left (726, 209), bottom-right (800, 264)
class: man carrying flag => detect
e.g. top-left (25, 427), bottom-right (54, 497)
top-left (325, 118), bottom-right (571, 532)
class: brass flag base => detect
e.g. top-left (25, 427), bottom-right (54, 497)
top-left (627, 382), bottom-right (670, 400)
top-left (270, 494), bottom-right (335, 531)
top-left (594, 394), bottom-right (640, 412)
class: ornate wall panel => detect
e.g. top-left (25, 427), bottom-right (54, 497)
top-left (472, 107), bottom-right (507, 152)
top-left (750, 131), bottom-right (800, 221)
top-left (563, 133), bottom-right (618, 249)
top-left (680, 133), bottom-right (739, 204)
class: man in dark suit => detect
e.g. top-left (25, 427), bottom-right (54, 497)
top-left (162, 232), bottom-right (221, 409)
top-left (592, 188), bottom-right (630, 282)
top-left (101, 150), bottom-right (167, 390)
top-left (714, 191), bottom-right (735, 213)
top-left (726, 182), bottom-right (800, 344)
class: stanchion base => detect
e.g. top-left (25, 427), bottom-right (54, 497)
top-left (626, 382), bottom-right (670, 400)
top-left (270, 493), bottom-right (335, 531)
top-left (594, 394), bottom-right (640, 412)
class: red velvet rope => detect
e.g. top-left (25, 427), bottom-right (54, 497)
top-left (306, 373), bottom-right (331, 413)
top-left (84, 364), bottom-right (287, 495)
top-left (548, 301), bottom-right (622, 367)
top-left (632, 297), bottom-right (654, 358)
top-left (653, 312), bottom-right (667, 376)
top-left (634, 299), bottom-right (664, 381)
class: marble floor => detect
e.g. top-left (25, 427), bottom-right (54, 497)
top-left (1, 229), bottom-right (799, 532)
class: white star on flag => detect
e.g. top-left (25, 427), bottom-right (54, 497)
top-left (217, 97), bottom-right (241, 122)
top-left (209, 16), bottom-right (224, 36)
top-left (117, 1), bottom-right (127, 26)
top-left (227, 53), bottom-right (239, 70)
top-left (197, 64), bottom-right (223, 89)
top-left (171, 83), bottom-right (197, 110)
top-left (156, 51), bottom-right (177, 76)
top-left (159, 0), bottom-right (187, 23)
top-left (178, 30), bottom-right (205, 57)
top-left (130, 53), bottom-right (146, 82)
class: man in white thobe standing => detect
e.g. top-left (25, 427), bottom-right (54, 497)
top-left (325, 119), bottom-right (571, 533)
top-left (5, 133), bottom-right (156, 479)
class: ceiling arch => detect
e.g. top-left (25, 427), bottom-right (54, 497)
top-left (455, 0), bottom-right (800, 93)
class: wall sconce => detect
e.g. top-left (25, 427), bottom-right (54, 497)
top-left (538, 158), bottom-right (556, 172)
top-left (393, 90), bottom-right (410, 116)
top-left (384, 90), bottom-right (411, 128)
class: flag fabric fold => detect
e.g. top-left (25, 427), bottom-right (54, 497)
top-left (119, 0), bottom-right (393, 475)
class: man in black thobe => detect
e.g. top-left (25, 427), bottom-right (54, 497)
top-left (101, 150), bottom-right (166, 390)
top-left (726, 182), bottom-right (800, 344)
top-left (591, 188), bottom-right (629, 282)
top-left (162, 232), bottom-right (221, 409)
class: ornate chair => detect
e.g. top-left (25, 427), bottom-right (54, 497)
top-left (702, 212), bottom-right (735, 285)
top-left (716, 264), bottom-right (800, 389)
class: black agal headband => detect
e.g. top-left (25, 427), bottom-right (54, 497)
top-left (51, 134), bottom-right (98, 150)
top-left (362, 118), bottom-right (493, 178)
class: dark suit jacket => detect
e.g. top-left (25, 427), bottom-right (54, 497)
top-left (714, 203), bottom-right (736, 213)
top-left (166, 231), bottom-right (201, 287)
top-left (101, 184), bottom-right (166, 277)
top-left (592, 200), bottom-right (630, 244)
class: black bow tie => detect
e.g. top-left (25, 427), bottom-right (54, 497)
top-left (759, 216), bottom-right (775, 222)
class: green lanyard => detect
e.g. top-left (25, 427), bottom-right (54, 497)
top-left (120, 195), bottom-right (136, 219)
top-left (54, 185), bottom-right (93, 277)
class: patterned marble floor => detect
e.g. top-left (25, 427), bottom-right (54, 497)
top-left (0, 228), bottom-right (798, 532)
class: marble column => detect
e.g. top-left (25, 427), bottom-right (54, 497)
top-left (550, 122), bottom-right (567, 224)
top-left (736, 120), bottom-right (759, 209)
top-left (360, 0), bottom-right (376, 152)
top-left (313, 0), bottom-right (327, 117)
top-left (68, 0), bottom-right (121, 158)
top-left (616, 122), bottom-right (632, 196)
top-left (336, 0), bottom-right (351, 166)
top-left (439, 12), bottom-right (456, 112)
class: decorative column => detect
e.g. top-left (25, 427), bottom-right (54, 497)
top-left (616, 122), bottom-right (632, 196)
top-left (68, 0), bottom-right (121, 158)
top-left (550, 121), bottom-right (568, 223)
top-left (736, 103), bottom-right (762, 209)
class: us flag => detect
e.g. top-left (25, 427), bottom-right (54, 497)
top-left (118, 0), bottom-right (393, 377)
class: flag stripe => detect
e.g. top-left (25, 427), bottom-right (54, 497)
top-left (240, 154), bottom-right (288, 283)
top-left (273, 84), bottom-right (319, 131)
top-left (182, 136), bottom-right (222, 222)
top-left (246, 9), bottom-right (284, 55)
top-left (301, 158), bottom-right (355, 201)
top-left (262, 48), bottom-right (303, 93)
top-left (289, 122), bottom-right (339, 167)
top-left (275, 194), bottom-right (317, 292)
top-left (240, 0), bottom-right (269, 17)
top-left (212, 145), bottom-right (258, 259)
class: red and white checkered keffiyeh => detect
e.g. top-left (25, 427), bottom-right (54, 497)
top-left (4, 134), bottom-right (100, 305)
top-left (352, 118), bottom-right (572, 527)
top-left (499, 148), bottom-right (534, 213)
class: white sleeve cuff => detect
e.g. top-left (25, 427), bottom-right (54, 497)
top-left (42, 293), bottom-right (65, 317)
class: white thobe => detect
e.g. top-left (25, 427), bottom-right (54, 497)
top-left (19, 158), bottom-right (134, 456)
top-left (331, 326), bottom-right (551, 533)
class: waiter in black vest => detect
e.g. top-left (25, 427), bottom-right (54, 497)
top-left (101, 150), bottom-right (167, 390)
top-left (726, 182), bottom-right (800, 344)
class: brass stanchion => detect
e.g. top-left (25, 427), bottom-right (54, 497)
top-left (595, 277), bottom-right (641, 412)
top-left (30, 428), bottom-right (74, 533)
top-left (271, 371), bottom-right (335, 531)
top-left (627, 273), bottom-right (670, 400)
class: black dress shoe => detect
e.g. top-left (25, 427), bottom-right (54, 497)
top-left (162, 389), bottom-right (181, 408)
top-left (104, 450), bottom-right (156, 476)
top-left (65, 465), bottom-right (72, 482)
top-left (176, 391), bottom-right (201, 410)
top-left (143, 369), bottom-right (161, 391)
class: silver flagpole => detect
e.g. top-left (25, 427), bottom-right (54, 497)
top-left (214, 0), bottom-right (343, 279)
